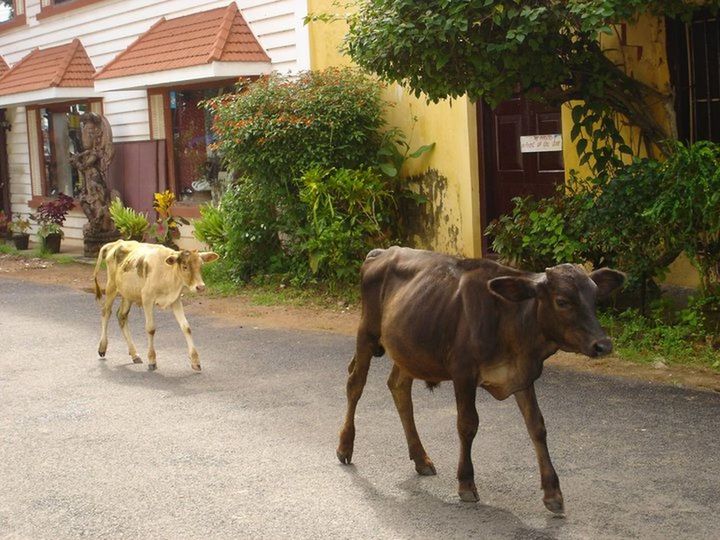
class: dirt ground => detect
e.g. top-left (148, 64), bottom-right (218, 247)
top-left (2, 253), bottom-right (719, 393)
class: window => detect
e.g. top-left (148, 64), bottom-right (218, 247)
top-left (37, 102), bottom-right (89, 197)
top-left (37, 0), bottom-right (105, 20)
top-left (0, 0), bottom-right (25, 30)
top-left (667, 11), bottom-right (720, 143)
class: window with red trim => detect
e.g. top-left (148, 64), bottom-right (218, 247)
top-left (0, 0), bottom-right (25, 30)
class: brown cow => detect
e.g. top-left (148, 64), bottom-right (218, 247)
top-left (93, 240), bottom-right (218, 371)
top-left (337, 246), bottom-right (624, 513)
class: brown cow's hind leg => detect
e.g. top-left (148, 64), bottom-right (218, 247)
top-left (514, 384), bottom-right (564, 514)
top-left (117, 297), bottom-right (142, 363)
top-left (337, 331), bottom-right (375, 465)
top-left (453, 376), bottom-right (479, 502)
top-left (387, 364), bottom-right (436, 475)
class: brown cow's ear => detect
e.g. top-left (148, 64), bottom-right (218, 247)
top-left (199, 252), bottom-right (219, 263)
top-left (590, 268), bottom-right (625, 298)
top-left (165, 255), bottom-right (178, 266)
top-left (488, 276), bottom-right (538, 302)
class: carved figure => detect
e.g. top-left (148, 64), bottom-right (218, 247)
top-left (69, 112), bottom-right (118, 256)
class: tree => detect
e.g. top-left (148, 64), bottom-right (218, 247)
top-left (343, 0), bottom-right (718, 169)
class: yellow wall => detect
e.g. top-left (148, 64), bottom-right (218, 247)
top-left (306, 0), bottom-right (482, 256)
top-left (560, 14), bottom-right (700, 287)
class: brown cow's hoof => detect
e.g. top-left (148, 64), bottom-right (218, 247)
top-left (132, 356), bottom-right (143, 364)
top-left (544, 496), bottom-right (565, 515)
top-left (458, 484), bottom-right (479, 503)
top-left (336, 449), bottom-right (352, 465)
top-left (191, 364), bottom-right (202, 372)
top-left (415, 460), bottom-right (437, 476)
top-left (148, 363), bottom-right (157, 371)
top-left (98, 351), bottom-right (106, 358)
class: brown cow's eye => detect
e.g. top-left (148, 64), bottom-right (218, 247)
top-left (182, 264), bottom-right (189, 271)
top-left (555, 297), bottom-right (570, 309)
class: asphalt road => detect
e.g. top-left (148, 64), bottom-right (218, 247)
top-left (1, 277), bottom-right (719, 540)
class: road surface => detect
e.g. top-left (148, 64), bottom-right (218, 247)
top-left (1, 278), bottom-right (719, 539)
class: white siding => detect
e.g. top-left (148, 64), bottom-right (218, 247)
top-left (0, 0), bottom-right (304, 244)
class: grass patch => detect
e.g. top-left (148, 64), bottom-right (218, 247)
top-left (0, 243), bottom-right (17, 254)
top-left (599, 301), bottom-right (720, 371)
top-left (202, 257), bottom-right (359, 308)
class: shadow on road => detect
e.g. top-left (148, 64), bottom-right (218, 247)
top-left (343, 465), bottom-right (565, 539)
top-left (93, 359), bottom-right (224, 397)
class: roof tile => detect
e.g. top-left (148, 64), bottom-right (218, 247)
top-left (96, 3), bottom-right (270, 80)
top-left (0, 40), bottom-right (95, 96)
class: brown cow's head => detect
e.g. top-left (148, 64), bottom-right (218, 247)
top-left (488, 264), bottom-right (625, 358)
top-left (165, 250), bottom-right (219, 293)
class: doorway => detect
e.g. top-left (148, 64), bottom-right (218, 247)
top-left (478, 96), bottom-right (565, 255)
top-left (0, 109), bottom-right (9, 217)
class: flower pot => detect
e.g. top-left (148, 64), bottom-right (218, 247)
top-left (42, 232), bottom-right (62, 254)
top-left (12, 233), bottom-right (29, 250)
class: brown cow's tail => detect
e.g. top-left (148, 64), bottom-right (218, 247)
top-left (93, 243), bottom-right (111, 301)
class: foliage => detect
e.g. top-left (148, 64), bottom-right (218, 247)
top-left (146, 190), bottom-right (188, 249)
top-left (599, 296), bottom-right (720, 370)
top-left (32, 194), bottom-right (75, 239)
top-left (298, 167), bottom-right (399, 282)
top-left (204, 68), bottom-right (385, 184)
top-left (377, 126), bottom-right (435, 179)
top-left (192, 203), bottom-right (227, 250)
top-left (342, 0), bottom-right (714, 168)
top-left (486, 189), bottom-right (586, 271)
top-left (109, 198), bottom-right (149, 241)
top-left (8, 214), bottom-right (30, 235)
top-left (644, 141), bottom-right (720, 295)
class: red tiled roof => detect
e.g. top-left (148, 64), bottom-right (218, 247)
top-left (0, 40), bottom-right (95, 96)
top-left (95, 3), bottom-right (270, 80)
top-left (0, 57), bottom-right (9, 77)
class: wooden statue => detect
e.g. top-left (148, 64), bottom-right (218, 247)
top-left (69, 112), bottom-right (118, 256)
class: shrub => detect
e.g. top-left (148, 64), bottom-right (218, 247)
top-left (32, 193), bottom-right (75, 238)
top-left (192, 204), bottom-right (227, 251)
top-left (298, 167), bottom-right (399, 282)
top-left (205, 68), bottom-right (385, 184)
top-left (109, 198), bottom-right (148, 241)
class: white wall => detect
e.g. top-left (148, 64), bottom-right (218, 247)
top-left (0, 0), bottom-right (305, 244)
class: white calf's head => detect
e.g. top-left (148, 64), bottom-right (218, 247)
top-left (165, 250), bottom-right (219, 293)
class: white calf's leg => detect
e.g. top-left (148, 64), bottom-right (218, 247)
top-left (98, 284), bottom-right (117, 359)
top-left (171, 299), bottom-right (201, 371)
top-left (142, 302), bottom-right (157, 371)
top-left (117, 297), bottom-right (141, 363)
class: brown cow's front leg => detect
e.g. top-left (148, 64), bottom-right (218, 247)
top-left (387, 364), bottom-right (436, 476)
top-left (142, 302), bottom-right (157, 371)
top-left (514, 384), bottom-right (564, 514)
top-left (171, 300), bottom-right (201, 372)
top-left (453, 376), bottom-right (479, 502)
top-left (337, 332), bottom-right (374, 465)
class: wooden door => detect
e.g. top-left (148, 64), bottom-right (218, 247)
top-left (0, 110), bottom-right (9, 216)
top-left (479, 96), bottom-right (565, 253)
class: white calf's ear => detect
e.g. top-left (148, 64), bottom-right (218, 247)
top-left (165, 255), bottom-right (178, 266)
top-left (488, 276), bottom-right (538, 302)
top-left (590, 268), bottom-right (625, 299)
top-left (199, 252), bottom-right (219, 263)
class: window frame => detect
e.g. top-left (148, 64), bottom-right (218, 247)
top-left (37, 0), bottom-right (106, 21)
top-left (0, 0), bottom-right (26, 34)
top-left (28, 98), bottom-right (103, 201)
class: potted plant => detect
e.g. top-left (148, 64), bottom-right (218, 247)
top-left (109, 197), bottom-right (149, 241)
top-left (8, 214), bottom-right (31, 250)
top-left (32, 193), bottom-right (75, 254)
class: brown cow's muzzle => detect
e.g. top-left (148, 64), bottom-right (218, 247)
top-left (195, 284), bottom-right (206, 293)
top-left (589, 337), bottom-right (613, 357)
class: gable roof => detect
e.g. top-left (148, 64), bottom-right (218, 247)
top-left (0, 56), bottom-right (9, 77)
top-left (0, 40), bottom-right (98, 106)
top-left (95, 3), bottom-right (271, 91)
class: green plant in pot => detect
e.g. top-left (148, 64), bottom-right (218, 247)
top-left (109, 198), bottom-right (149, 241)
top-left (32, 193), bottom-right (75, 254)
top-left (8, 214), bottom-right (31, 250)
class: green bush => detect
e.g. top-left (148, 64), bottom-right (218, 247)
top-left (109, 198), bottom-right (148, 241)
top-left (298, 167), bottom-right (399, 282)
top-left (192, 204), bottom-right (227, 250)
top-left (204, 68), bottom-right (385, 184)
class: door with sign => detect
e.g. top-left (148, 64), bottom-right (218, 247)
top-left (478, 96), bottom-right (565, 254)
